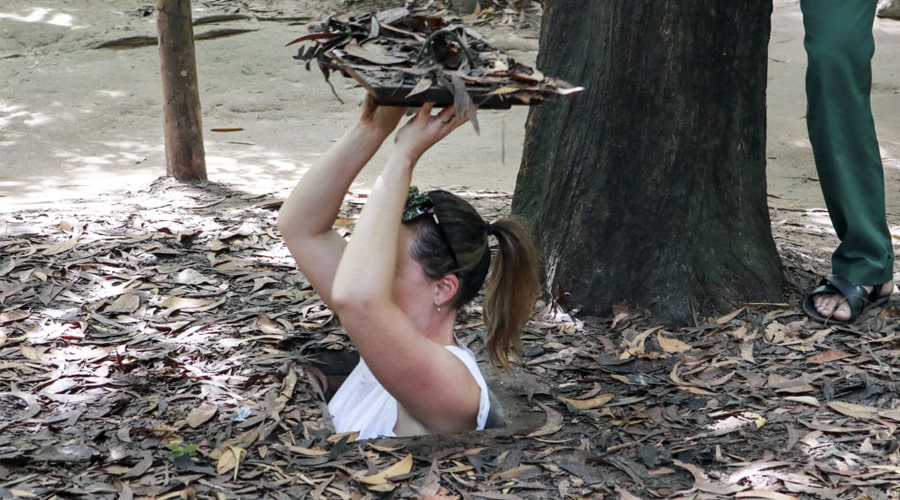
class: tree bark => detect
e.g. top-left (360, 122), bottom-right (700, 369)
top-left (512, 1), bottom-right (783, 324)
top-left (157, 0), bottom-right (207, 182)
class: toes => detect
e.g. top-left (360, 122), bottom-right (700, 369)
top-left (813, 293), bottom-right (851, 320)
top-left (831, 303), bottom-right (852, 321)
top-left (813, 294), bottom-right (834, 315)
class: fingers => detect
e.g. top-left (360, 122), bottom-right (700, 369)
top-left (371, 98), bottom-right (471, 130)
top-left (360, 96), bottom-right (410, 135)
top-left (396, 103), bottom-right (469, 144)
top-left (427, 104), bottom-right (467, 128)
top-left (416, 103), bottom-right (453, 128)
top-left (434, 104), bottom-right (457, 125)
top-left (411, 103), bottom-right (452, 122)
top-left (436, 106), bottom-right (453, 124)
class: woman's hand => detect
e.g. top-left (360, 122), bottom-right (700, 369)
top-left (392, 103), bottom-right (469, 164)
top-left (358, 95), bottom-right (408, 138)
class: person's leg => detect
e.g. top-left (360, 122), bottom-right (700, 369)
top-left (801, 0), bottom-right (894, 321)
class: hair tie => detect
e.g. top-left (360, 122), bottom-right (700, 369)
top-left (484, 221), bottom-right (496, 236)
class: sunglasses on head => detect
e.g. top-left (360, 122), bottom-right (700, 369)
top-left (402, 187), bottom-right (460, 272)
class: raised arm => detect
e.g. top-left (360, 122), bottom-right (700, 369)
top-left (330, 104), bottom-right (464, 305)
top-left (278, 98), bottom-right (406, 304)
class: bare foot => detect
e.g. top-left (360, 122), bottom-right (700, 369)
top-left (813, 281), bottom-right (894, 321)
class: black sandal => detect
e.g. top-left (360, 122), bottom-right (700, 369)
top-left (802, 274), bottom-right (891, 324)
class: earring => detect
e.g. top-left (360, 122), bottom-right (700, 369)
top-left (436, 305), bottom-right (442, 313)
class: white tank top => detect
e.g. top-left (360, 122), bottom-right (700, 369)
top-left (327, 343), bottom-right (490, 440)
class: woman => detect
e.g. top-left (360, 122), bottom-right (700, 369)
top-left (278, 97), bottom-right (539, 439)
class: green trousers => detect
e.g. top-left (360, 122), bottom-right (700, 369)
top-left (801, 0), bottom-right (894, 285)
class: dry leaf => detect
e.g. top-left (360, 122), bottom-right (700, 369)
top-left (41, 378), bottom-right (78, 395)
top-left (557, 393), bottom-right (614, 410)
top-left (729, 324), bottom-right (749, 339)
top-left (216, 445), bottom-right (246, 477)
top-left (672, 459), bottom-right (743, 495)
top-left (487, 85), bottom-right (521, 96)
top-left (739, 342), bottom-right (756, 363)
top-left (367, 442), bottom-right (405, 453)
top-left (327, 432), bottom-right (359, 443)
top-left (257, 312), bottom-right (286, 335)
top-left (527, 402), bottom-right (564, 437)
top-left (715, 306), bottom-right (746, 324)
top-left (405, 76), bottom-right (433, 98)
top-left (105, 293), bottom-right (141, 314)
top-left (0, 259), bottom-right (17, 277)
top-left (735, 488), bottom-right (797, 500)
top-left (764, 322), bottom-right (789, 344)
top-left (159, 296), bottom-right (223, 312)
top-left (281, 366), bottom-right (297, 399)
top-left (681, 386), bottom-right (720, 396)
top-left (827, 401), bottom-right (879, 420)
top-left (43, 235), bottom-right (80, 256)
top-left (490, 464), bottom-right (541, 480)
top-left (614, 485), bottom-right (644, 500)
top-left (8, 489), bottom-right (38, 498)
top-left (620, 327), bottom-right (659, 359)
top-left (355, 453), bottom-right (413, 486)
top-left (174, 269), bottom-right (215, 285)
top-left (186, 403), bottom-right (218, 428)
top-left (121, 451), bottom-right (153, 479)
top-left (657, 333), bottom-right (691, 354)
top-left (287, 445), bottom-right (329, 457)
top-left (250, 276), bottom-right (277, 293)
top-left (114, 425), bottom-right (133, 444)
top-left (19, 345), bottom-right (39, 360)
top-left (784, 396), bottom-right (820, 407)
top-left (878, 408), bottom-right (900, 422)
top-left (806, 350), bottom-right (852, 364)
top-left (0, 310), bottom-right (30, 324)
top-left (343, 39), bottom-right (407, 65)
top-left (766, 373), bottom-right (815, 392)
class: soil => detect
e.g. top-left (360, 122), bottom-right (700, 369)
top-left (2, 0), bottom-right (899, 281)
top-left (0, 0), bottom-right (544, 210)
top-left (0, 1), bottom-right (898, 215)
top-left (2, 1), bottom-right (900, 498)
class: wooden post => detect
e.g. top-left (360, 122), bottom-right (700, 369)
top-left (156, 0), bottom-right (207, 182)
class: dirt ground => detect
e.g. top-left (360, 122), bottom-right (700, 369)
top-left (0, 0), bottom-right (543, 211)
top-left (2, 1), bottom-right (900, 499)
top-left (2, 0), bottom-right (900, 282)
top-left (0, 1), bottom-right (899, 217)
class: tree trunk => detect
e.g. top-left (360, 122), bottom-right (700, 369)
top-left (512, 1), bottom-right (782, 324)
top-left (157, 0), bottom-right (207, 182)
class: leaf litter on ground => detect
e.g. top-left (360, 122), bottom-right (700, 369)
top-left (2, 175), bottom-right (899, 498)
